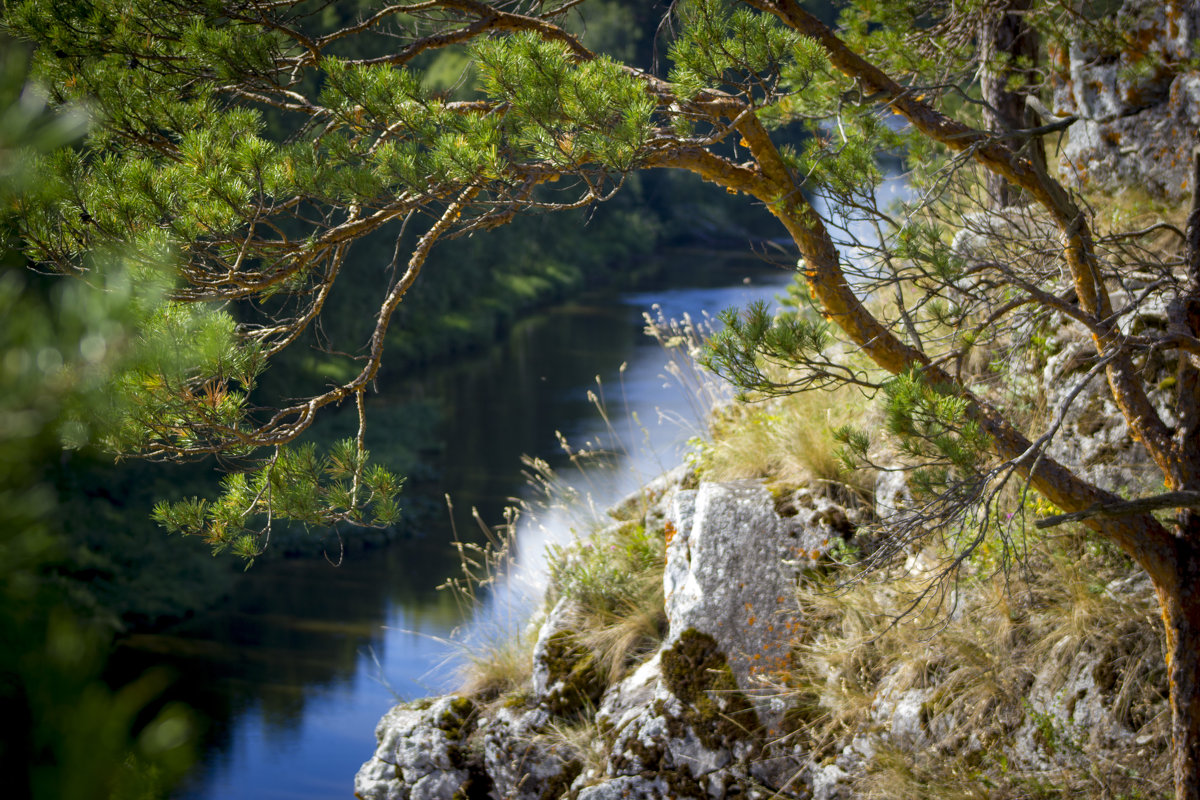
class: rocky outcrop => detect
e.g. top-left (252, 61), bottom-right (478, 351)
top-left (357, 367), bottom-right (1167, 800)
top-left (355, 478), bottom-right (857, 800)
top-left (355, 696), bottom-right (481, 800)
top-left (663, 482), bottom-right (844, 701)
top-left (1052, 0), bottom-right (1200, 200)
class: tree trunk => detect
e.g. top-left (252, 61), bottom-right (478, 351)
top-left (1164, 155), bottom-right (1200, 800)
top-left (980, 0), bottom-right (1046, 207)
top-left (1152, 518), bottom-right (1200, 800)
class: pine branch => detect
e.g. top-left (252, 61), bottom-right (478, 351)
top-left (1035, 491), bottom-right (1200, 528)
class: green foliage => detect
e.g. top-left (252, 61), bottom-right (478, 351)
top-left (791, 112), bottom-right (899, 198)
top-left (880, 368), bottom-right (990, 498)
top-left (702, 300), bottom-right (831, 395)
top-left (0, 44), bottom-right (195, 798)
top-left (546, 520), bottom-right (667, 682)
top-left (474, 33), bottom-right (654, 171)
top-left (893, 220), bottom-right (961, 284)
top-left (153, 440), bottom-right (402, 564)
top-left (548, 522), bottom-right (664, 618)
top-left (669, 0), bottom-right (813, 101)
top-left (102, 300), bottom-right (263, 454)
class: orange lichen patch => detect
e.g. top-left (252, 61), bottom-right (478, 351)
top-left (664, 519), bottom-right (676, 545)
top-left (776, 596), bottom-right (785, 604)
top-left (808, 549), bottom-right (822, 560)
top-left (748, 616), bottom-right (757, 626)
top-left (745, 602), bottom-right (753, 612)
top-left (1048, 42), bottom-right (1069, 72)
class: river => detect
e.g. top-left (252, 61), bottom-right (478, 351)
top-left (117, 249), bottom-right (798, 800)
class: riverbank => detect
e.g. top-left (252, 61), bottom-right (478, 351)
top-left (109, 257), bottom-right (797, 800)
top-left (356, 284), bottom-right (1175, 798)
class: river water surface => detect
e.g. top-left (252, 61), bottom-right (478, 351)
top-left (124, 251), bottom-right (798, 800)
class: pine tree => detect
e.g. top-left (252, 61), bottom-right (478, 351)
top-left (4, 1), bottom-right (1200, 795)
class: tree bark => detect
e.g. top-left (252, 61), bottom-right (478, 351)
top-left (979, 0), bottom-right (1046, 207)
top-left (1167, 152), bottom-right (1200, 798)
top-left (1146, 519), bottom-right (1200, 800)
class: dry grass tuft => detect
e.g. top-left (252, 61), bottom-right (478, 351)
top-left (692, 380), bottom-right (878, 501)
top-left (458, 631), bottom-right (536, 701)
top-left (765, 522), bottom-right (1170, 798)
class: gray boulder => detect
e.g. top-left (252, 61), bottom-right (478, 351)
top-left (664, 482), bottom-right (846, 704)
top-left (355, 695), bottom-right (478, 800)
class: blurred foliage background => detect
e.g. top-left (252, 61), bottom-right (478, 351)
top-left (0, 42), bottom-right (196, 799)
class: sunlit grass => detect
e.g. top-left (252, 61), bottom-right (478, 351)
top-left (765, 520), bottom-right (1169, 798)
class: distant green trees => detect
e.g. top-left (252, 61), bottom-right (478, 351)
top-left (5, 2), bottom-right (1200, 797)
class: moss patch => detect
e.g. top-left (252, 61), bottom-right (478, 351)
top-left (541, 631), bottom-right (605, 717)
top-left (660, 629), bottom-right (762, 751)
top-left (767, 481), bottom-right (803, 517)
top-left (437, 696), bottom-right (477, 742)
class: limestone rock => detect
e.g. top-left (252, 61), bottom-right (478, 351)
top-left (1042, 355), bottom-right (1160, 494)
top-left (354, 696), bottom-right (478, 800)
top-left (575, 775), bottom-right (674, 800)
top-left (663, 481), bottom-right (842, 697)
top-left (478, 704), bottom-right (581, 800)
top-left (603, 631), bottom-right (757, 789)
top-left (810, 763), bottom-right (851, 800)
top-left (595, 651), bottom-right (661, 735)
top-left (605, 464), bottom-right (693, 527)
top-left (1053, 0), bottom-right (1200, 200)
top-left (873, 468), bottom-right (912, 524)
top-left (871, 679), bottom-right (932, 750)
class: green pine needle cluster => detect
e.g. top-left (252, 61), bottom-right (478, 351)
top-left (103, 302), bottom-right (263, 455)
top-left (152, 439), bottom-right (401, 565)
top-left (701, 300), bottom-right (830, 395)
top-left (669, 0), bottom-right (810, 101)
top-left (474, 33), bottom-right (654, 172)
top-left (881, 369), bottom-right (991, 500)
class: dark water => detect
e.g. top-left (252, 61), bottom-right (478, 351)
top-left (119, 250), bottom-right (797, 800)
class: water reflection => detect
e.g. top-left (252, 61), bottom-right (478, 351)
top-left (120, 252), bottom-right (797, 800)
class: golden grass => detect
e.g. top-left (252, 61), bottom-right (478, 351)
top-left (693, 380), bottom-right (878, 501)
top-left (457, 629), bottom-right (536, 700)
top-left (768, 523), bottom-right (1170, 799)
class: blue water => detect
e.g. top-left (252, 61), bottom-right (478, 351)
top-left (146, 253), bottom-right (797, 800)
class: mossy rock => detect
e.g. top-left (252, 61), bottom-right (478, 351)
top-left (660, 629), bottom-right (762, 751)
top-left (437, 696), bottom-right (477, 742)
top-left (766, 481), bottom-right (804, 518)
top-left (541, 630), bottom-right (606, 717)
top-left (501, 690), bottom-right (534, 710)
